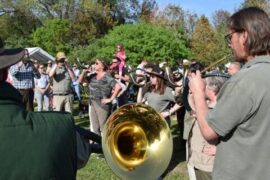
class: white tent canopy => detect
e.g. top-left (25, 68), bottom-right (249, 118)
top-left (26, 47), bottom-right (54, 63)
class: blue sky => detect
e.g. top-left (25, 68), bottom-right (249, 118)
top-left (156, 0), bottom-right (244, 18)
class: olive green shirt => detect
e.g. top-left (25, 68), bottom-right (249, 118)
top-left (207, 55), bottom-right (270, 180)
top-left (0, 81), bottom-right (76, 179)
top-left (52, 66), bottom-right (72, 94)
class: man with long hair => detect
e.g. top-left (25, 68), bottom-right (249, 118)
top-left (189, 7), bottom-right (270, 179)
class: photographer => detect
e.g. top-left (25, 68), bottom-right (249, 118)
top-left (49, 51), bottom-right (75, 113)
top-left (9, 49), bottom-right (40, 111)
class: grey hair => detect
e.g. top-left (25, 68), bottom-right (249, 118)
top-left (205, 76), bottom-right (228, 94)
top-left (230, 61), bottom-right (242, 69)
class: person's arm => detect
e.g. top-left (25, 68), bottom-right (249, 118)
top-left (78, 69), bottom-right (88, 84)
top-left (45, 77), bottom-right (50, 92)
top-left (136, 87), bottom-right (145, 103)
top-left (65, 62), bottom-right (75, 81)
top-left (101, 83), bottom-right (122, 104)
top-left (9, 61), bottom-right (24, 76)
top-left (49, 64), bottom-right (57, 78)
top-left (32, 63), bottom-right (41, 79)
top-left (189, 71), bottom-right (219, 141)
top-left (110, 83), bottom-right (122, 101)
top-left (161, 103), bottom-right (182, 118)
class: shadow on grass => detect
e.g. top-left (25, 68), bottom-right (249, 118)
top-left (162, 123), bottom-right (186, 178)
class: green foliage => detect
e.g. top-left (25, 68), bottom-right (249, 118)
top-left (68, 40), bottom-right (102, 65)
top-left (240, 0), bottom-right (270, 15)
top-left (241, 0), bottom-right (268, 9)
top-left (0, 4), bottom-right (41, 47)
top-left (95, 23), bottom-right (191, 67)
top-left (31, 18), bottom-right (72, 55)
top-left (191, 16), bottom-right (219, 65)
top-left (74, 108), bottom-right (188, 180)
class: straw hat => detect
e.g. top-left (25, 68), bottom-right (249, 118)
top-left (55, 51), bottom-right (67, 61)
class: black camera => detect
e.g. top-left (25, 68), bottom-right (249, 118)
top-left (189, 62), bottom-right (204, 73)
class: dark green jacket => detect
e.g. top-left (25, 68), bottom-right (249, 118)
top-left (0, 81), bottom-right (77, 180)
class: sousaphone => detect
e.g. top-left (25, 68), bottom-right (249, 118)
top-left (102, 103), bottom-right (173, 180)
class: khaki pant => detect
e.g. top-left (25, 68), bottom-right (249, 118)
top-left (90, 101), bottom-right (111, 136)
top-left (53, 95), bottom-right (73, 113)
top-left (195, 168), bottom-right (212, 180)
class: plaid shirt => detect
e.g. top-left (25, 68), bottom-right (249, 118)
top-left (9, 62), bottom-right (40, 89)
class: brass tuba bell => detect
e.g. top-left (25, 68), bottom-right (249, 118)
top-left (102, 103), bottom-right (173, 180)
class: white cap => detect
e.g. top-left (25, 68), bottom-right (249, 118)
top-left (225, 62), bottom-right (231, 68)
top-left (183, 59), bottom-right (191, 66)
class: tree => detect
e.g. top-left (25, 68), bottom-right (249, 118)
top-left (0, 1), bottom-right (41, 47)
top-left (191, 16), bottom-right (219, 64)
top-left (31, 19), bottom-right (72, 55)
top-left (212, 10), bottom-right (231, 29)
top-left (94, 23), bottom-right (191, 67)
top-left (152, 4), bottom-right (185, 30)
top-left (211, 10), bottom-right (231, 62)
top-left (139, 0), bottom-right (158, 22)
top-left (240, 0), bottom-right (270, 14)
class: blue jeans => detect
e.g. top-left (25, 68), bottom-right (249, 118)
top-left (73, 84), bottom-right (81, 102)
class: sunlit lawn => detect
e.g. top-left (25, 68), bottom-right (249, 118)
top-left (73, 101), bottom-right (189, 180)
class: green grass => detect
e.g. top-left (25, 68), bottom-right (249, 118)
top-left (36, 97), bottom-right (189, 179)
top-left (73, 101), bottom-right (189, 180)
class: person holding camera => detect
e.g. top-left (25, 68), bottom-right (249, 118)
top-left (9, 49), bottom-right (40, 111)
top-left (49, 51), bottom-right (75, 113)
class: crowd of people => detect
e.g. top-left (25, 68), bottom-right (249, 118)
top-left (3, 32), bottom-right (243, 180)
top-left (1, 6), bottom-right (270, 180)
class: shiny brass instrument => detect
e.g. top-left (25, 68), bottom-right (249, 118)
top-left (164, 66), bottom-right (182, 87)
top-left (102, 103), bottom-right (173, 180)
top-left (201, 55), bottom-right (231, 73)
top-left (129, 68), bottom-right (148, 87)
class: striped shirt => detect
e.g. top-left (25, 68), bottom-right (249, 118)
top-left (9, 62), bottom-right (40, 89)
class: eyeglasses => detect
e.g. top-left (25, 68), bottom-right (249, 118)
top-left (112, 61), bottom-right (118, 63)
top-left (225, 29), bottom-right (245, 44)
top-left (225, 32), bottom-right (237, 44)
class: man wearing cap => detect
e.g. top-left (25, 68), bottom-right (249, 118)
top-left (49, 51), bottom-right (75, 113)
top-left (9, 48), bottom-right (40, 111)
top-left (0, 42), bottom-right (79, 179)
